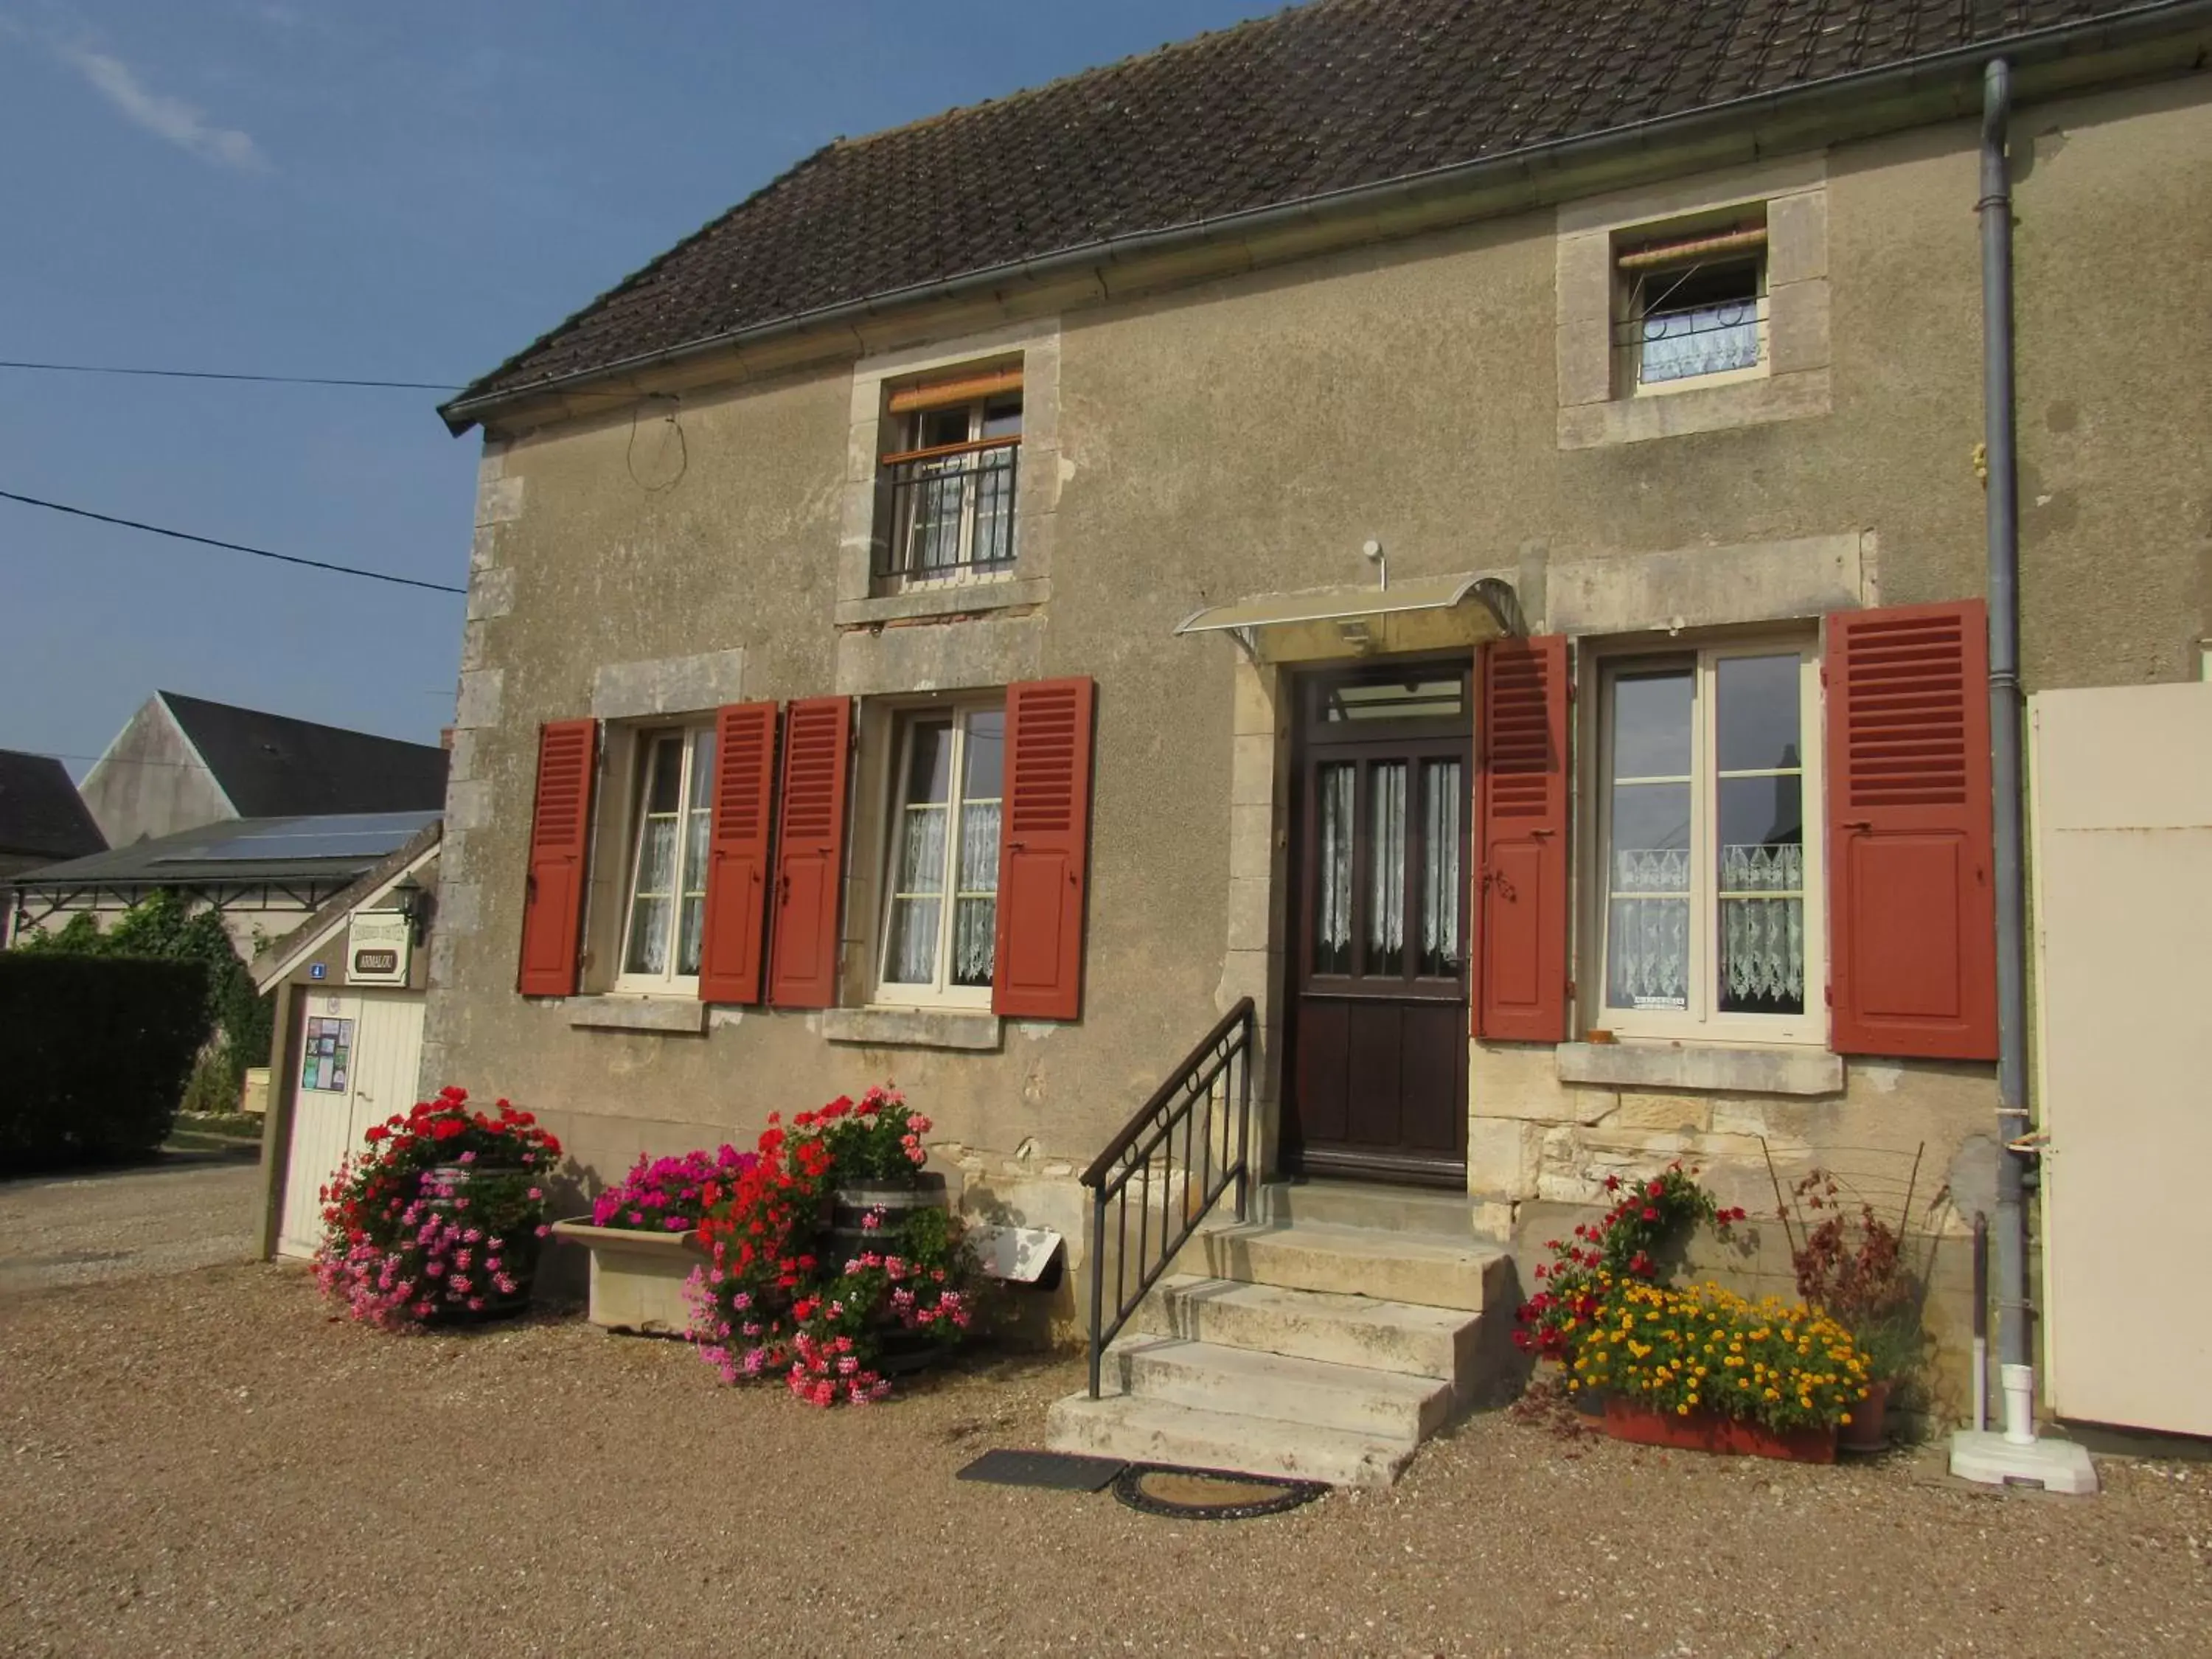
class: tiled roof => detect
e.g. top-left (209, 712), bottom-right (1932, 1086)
top-left (0, 750), bottom-right (105, 862)
top-left (450, 0), bottom-right (2166, 415)
top-left (160, 692), bottom-right (448, 820)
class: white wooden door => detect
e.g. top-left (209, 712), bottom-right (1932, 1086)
top-left (2031, 682), bottom-right (2212, 1436)
top-left (276, 991), bottom-right (427, 1259)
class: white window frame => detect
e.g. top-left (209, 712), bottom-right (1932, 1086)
top-left (884, 394), bottom-right (1022, 590)
top-left (873, 700), bottom-right (1004, 1010)
top-left (612, 724), bottom-right (714, 996)
top-left (1585, 635), bottom-right (1826, 1047)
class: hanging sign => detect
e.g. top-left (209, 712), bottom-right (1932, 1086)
top-left (346, 909), bottom-right (411, 986)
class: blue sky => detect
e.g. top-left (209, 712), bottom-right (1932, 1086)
top-left (0, 1), bottom-right (1279, 773)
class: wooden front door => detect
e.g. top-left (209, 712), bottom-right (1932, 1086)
top-left (1284, 661), bottom-right (1471, 1187)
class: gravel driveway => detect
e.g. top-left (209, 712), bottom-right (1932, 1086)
top-left (2, 1225), bottom-right (2207, 1655)
top-left (0, 1158), bottom-right (259, 1295)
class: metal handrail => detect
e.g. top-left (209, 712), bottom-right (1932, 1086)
top-left (1080, 997), bottom-right (1256, 1399)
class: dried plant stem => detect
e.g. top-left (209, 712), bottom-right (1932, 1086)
top-left (1761, 1137), bottom-right (1798, 1257)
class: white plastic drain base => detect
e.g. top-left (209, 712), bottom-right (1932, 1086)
top-left (1948, 1429), bottom-right (2099, 1495)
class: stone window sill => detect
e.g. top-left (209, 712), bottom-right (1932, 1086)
top-left (822, 1006), bottom-right (1001, 1051)
top-left (1557, 367), bottom-right (1831, 451)
top-left (835, 575), bottom-right (1048, 629)
top-left (1557, 1040), bottom-right (1842, 1097)
top-left (566, 995), bottom-right (708, 1034)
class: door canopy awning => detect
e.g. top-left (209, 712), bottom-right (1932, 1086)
top-left (1174, 572), bottom-right (1524, 662)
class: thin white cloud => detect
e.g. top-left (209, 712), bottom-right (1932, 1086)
top-left (55, 44), bottom-right (271, 173)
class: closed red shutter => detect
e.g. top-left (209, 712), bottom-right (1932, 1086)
top-left (1475, 636), bottom-right (1570, 1042)
top-left (992, 677), bottom-right (1096, 1020)
top-left (696, 702), bottom-right (779, 1005)
top-left (517, 719), bottom-right (597, 997)
top-left (1826, 600), bottom-right (1997, 1060)
top-left (766, 696), bottom-right (852, 1009)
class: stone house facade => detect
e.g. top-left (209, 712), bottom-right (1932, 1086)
top-left (426, 0), bottom-right (2212, 1402)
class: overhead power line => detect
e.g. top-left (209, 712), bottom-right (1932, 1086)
top-left (0, 489), bottom-right (467, 595)
top-left (0, 358), bottom-right (459, 392)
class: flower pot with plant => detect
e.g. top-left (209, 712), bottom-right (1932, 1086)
top-left (314, 1087), bottom-right (559, 1329)
top-left (686, 1085), bottom-right (986, 1405)
top-left (1773, 1166), bottom-right (1932, 1451)
top-left (550, 1144), bottom-right (757, 1335)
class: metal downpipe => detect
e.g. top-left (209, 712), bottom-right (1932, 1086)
top-left (1980, 58), bottom-right (2035, 1439)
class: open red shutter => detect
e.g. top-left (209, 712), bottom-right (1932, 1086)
top-left (1475, 636), bottom-right (1569, 1042)
top-left (766, 696), bottom-right (852, 1009)
top-left (517, 719), bottom-right (597, 997)
top-left (697, 702), bottom-right (779, 1005)
top-left (993, 677), bottom-right (1096, 1020)
top-left (1826, 600), bottom-right (1997, 1059)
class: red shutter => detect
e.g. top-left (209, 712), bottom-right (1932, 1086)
top-left (696, 703), bottom-right (779, 1005)
top-left (1475, 636), bottom-right (1570, 1042)
top-left (766, 696), bottom-right (852, 1009)
top-left (517, 719), bottom-right (597, 997)
top-left (1826, 600), bottom-right (1997, 1060)
top-left (993, 677), bottom-right (1096, 1021)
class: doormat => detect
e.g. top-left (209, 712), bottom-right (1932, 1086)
top-left (955, 1449), bottom-right (1127, 1492)
top-left (1110, 1463), bottom-right (1328, 1520)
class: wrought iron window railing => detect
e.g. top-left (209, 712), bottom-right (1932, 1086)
top-left (1079, 998), bottom-right (1255, 1399)
top-left (876, 437), bottom-right (1019, 584)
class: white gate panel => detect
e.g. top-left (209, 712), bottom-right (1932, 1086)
top-left (2031, 682), bottom-right (2212, 1436)
top-left (275, 991), bottom-right (427, 1261)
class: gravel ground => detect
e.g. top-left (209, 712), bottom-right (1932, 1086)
top-left (0, 1159), bottom-right (259, 1295)
top-left (2, 1202), bottom-right (2208, 1656)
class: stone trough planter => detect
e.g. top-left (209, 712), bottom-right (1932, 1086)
top-left (548, 1219), bottom-right (703, 1336)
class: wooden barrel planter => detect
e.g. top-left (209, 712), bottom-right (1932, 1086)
top-left (420, 1163), bottom-right (540, 1322)
top-left (821, 1173), bottom-right (949, 1267)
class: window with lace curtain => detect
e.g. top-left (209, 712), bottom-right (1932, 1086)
top-left (876, 703), bottom-right (1004, 1007)
top-left (1593, 639), bottom-right (1824, 1044)
top-left (614, 725), bottom-right (716, 992)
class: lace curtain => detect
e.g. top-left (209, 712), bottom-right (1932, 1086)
top-left (1640, 302), bottom-right (1760, 384)
top-left (1607, 847), bottom-right (1690, 1008)
top-left (1719, 842), bottom-right (1804, 1010)
top-left (1368, 762), bottom-right (1406, 973)
top-left (1316, 765), bottom-right (1352, 973)
top-left (1419, 759), bottom-right (1461, 975)
top-left (952, 799), bottom-right (1001, 986)
top-left (885, 802), bottom-right (946, 983)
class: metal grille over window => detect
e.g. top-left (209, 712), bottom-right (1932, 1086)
top-left (877, 389), bottom-right (1020, 586)
top-left (1618, 225), bottom-right (1767, 389)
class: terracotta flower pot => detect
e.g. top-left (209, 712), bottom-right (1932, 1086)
top-left (1602, 1397), bottom-right (1837, 1464)
top-left (1837, 1379), bottom-right (1891, 1452)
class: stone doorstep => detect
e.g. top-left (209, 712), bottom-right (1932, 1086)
top-left (1108, 1335), bottom-right (1455, 1441)
top-left (1044, 1391), bottom-right (1416, 1489)
top-left (1256, 1178), bottom-right (1492, 1238)
top-left (1189, 1220), bottom-right (1512, 1313)
top-left (1134, 1273), bottom-right (1478, 1383)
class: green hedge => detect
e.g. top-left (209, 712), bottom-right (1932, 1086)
top-left (0, 955), bottom-right (211, 1171)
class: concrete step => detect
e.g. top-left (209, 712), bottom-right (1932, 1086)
top-left (1046, 1388), bottom-right (1415, 1489)
top-left (1256, 1180), bottom-right (1498, 1240)
top-left (1135, 1273), bottom-right (1480, 1382)
top-left (1190, 1221), bottom-right (1511, 1312)
top-left (1107, 1334), bottom-right (1455, 1440)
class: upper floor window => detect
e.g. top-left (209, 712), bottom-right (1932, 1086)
top-left (877, 703), bottom-right (1004, 1006)
top-left (877, 366), bottom-right (1022, 588)
top-left (1593, 639), bottom-right (1823, 1044)
top-left (616, 725), bottom-right (715, 992)
top-left (1618, 221), bottom-right (1767, 392)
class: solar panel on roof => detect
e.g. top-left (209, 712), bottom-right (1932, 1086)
top-left (149, 811), bottom-right (437, 866)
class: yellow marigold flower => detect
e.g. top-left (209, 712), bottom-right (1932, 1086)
top-left (1839, 1412), bottom-right (1852, 1425)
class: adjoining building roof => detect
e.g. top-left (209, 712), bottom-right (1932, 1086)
top-left (10, 810), bottom-right (442, 893)
top-left (253, 817), bottom-right (442, 990)
top-left (158, 692), bottom-right (448, 820)
top-left (0, 749), bottom-right (106, 862)
top-left (446, 0), bottom-right (2177, 421)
